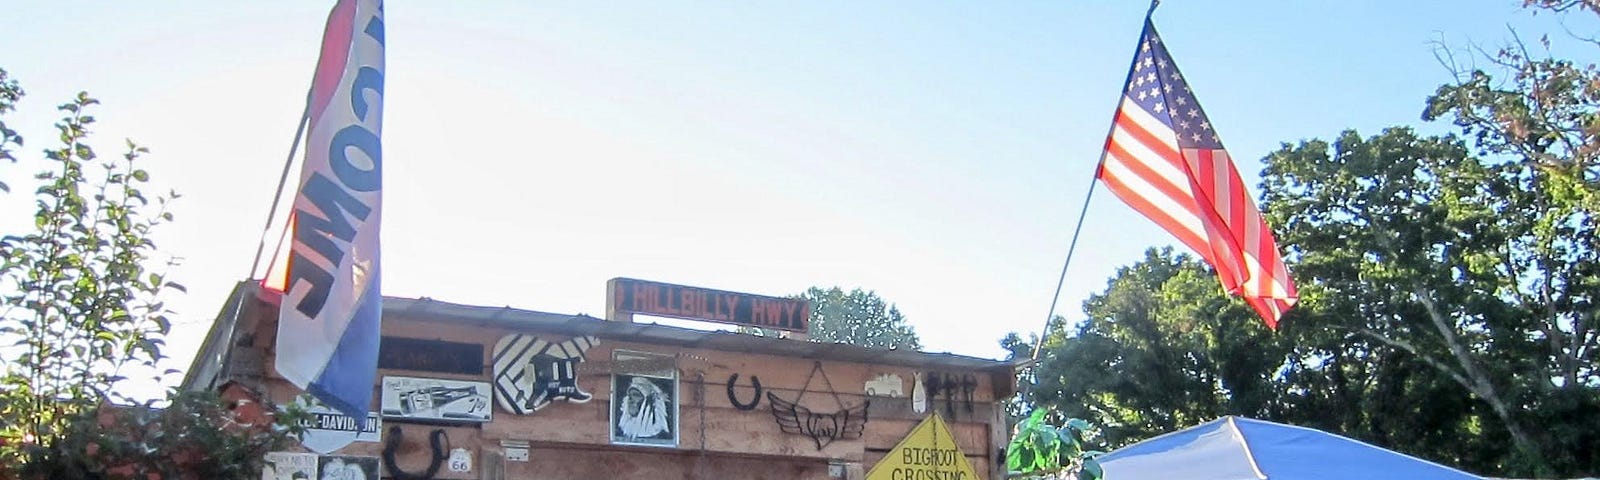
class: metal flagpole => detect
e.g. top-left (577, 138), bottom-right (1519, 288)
top-left (1029, 0), bottom-right (1162, 361)
top-left (210, 90), bottom-right (311, 391)
top-left (246, 90), bottom-right (313, 280)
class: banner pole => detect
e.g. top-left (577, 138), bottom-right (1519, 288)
top-left (1029, 0), bottom-right (1161, 361)
top-left (1029, 179), bottom-right (1100, 361)
top-left (247, 91), bottom-right (313, 281)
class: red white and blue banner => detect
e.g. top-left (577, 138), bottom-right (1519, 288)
top-left (267, 0), bottom-right (385, 425)
top-left (1095, 20), bottom-right (1296, 328)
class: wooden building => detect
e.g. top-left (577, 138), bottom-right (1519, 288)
top-left (184, 280), bottom-right (1017, 480)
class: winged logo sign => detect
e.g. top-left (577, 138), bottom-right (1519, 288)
top-left (766, 391), bottom-right (869, 450)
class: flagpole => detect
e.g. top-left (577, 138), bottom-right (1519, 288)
top-left (1029, 0), bottom-right (1161, 361)
top-left (211, 90), bottom-right (312, 392)
top-left (246, 91), bottom-right (313, 280)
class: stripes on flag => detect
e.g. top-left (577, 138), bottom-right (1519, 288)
top-left (1096, 20), bottom-right (1298, 328)
top-left (266, 0), bottom-right (386, 430)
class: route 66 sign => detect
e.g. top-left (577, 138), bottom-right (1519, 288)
top-left (448, 448), bottom-right (472, 473)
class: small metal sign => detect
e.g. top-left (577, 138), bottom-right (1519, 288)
top-left (380, 376), bottom-right (493, 423)
top-left (299, 405), bottom-right (381, 453)
top-left (448, 448), bottom-right (473, 473)
top-left (262, 452), bottom-right (317, 480)
top-left (502, 440), bottom-right (531, 462)
top-left (287, 397), bottom-right (381, 454)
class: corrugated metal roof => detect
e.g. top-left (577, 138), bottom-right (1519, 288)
top-left (382, 296), bottom-right (1018, 373)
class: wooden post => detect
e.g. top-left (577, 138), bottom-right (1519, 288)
top-left (605, 278), bottom-right (633, 322)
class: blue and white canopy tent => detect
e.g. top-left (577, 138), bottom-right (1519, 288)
top-left (1097, 416), bottom-right (1484, 480)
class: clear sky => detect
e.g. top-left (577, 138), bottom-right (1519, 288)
top-left (2, 2), bottom-right (1592, 395)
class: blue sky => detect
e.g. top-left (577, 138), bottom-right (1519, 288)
top-left (2, 2), bottom-right (1592, 394)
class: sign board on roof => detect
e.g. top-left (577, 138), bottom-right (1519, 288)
top-left (865, 414), bottom-right (981, 480)
top-left (606, 278), bottom-right (811, 332)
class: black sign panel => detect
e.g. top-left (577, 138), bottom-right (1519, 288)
top-left (608, 278), bottom-right (811, 332)
top-left (378, 336), bottom-right (484, 375)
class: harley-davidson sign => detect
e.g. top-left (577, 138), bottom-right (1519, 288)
top-left (606, 278), bottom-right (810, 332)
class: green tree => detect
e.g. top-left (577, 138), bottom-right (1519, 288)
top-left (743, 286), bottom-right (922, 350)
top-left (0, 68), bottom-right (21, 192)
top-left (1007, 249), bottom-right (1287, 448)
top-left (1523, 0), bottom-right (1600, 15)
top-left (1417, 4), bottom-right (1600, 471)
top-left (1009, 4), bottom-right (1600, 473)
top-left (801, 286), bottom-right (922, 350)
top-left (1261, 127), bottom-right (1600, 476)
top-left (0, 71), bottom-right (180, 462)
top-left (0, 68), bottom-right (297, 479)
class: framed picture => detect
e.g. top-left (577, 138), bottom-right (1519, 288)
top-left (316, 455), bottom-right (379, 480)
top-left (262, 452), bottom-right (317, 480)
top-left (609, 350), bottom-right (678, 447)
top-left (380, 376), bottom-right (492, 423)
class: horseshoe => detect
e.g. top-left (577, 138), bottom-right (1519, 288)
top-left (726, 373), bottom-right (763, 411)
top-left (384, 426), bottom-right (448, 480)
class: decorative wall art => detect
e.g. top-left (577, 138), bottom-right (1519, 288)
top-left (726, 373), bottom-right (762, 411)
top-left (912, 372), bottom-right (927, 413)
top-left (288, 397), bottom-right (381, 454)
top-left (921, 372), bottom-right (977, 417)
top-left (382, 426), bottom-right (448, 480)
top-left (262, 452), bottom-right (318, 480)
top-left (864, 373), bottom-right (904, 397)
top-left (492, 334), bottom-right (599, 415)
top-left (767, 362), bottom-right (869, 450)
top-left (380, 376), bottom-right (492, 423)
top-left (960, 374), bottom-right (976, 413)
top-left (316, 455), bottom-right (379, 480)
top-left (610, 350), bottom-right (679, 447)
top-left (262, 453), bottom-right (383, 480)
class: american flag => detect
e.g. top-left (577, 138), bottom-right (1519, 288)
top-left (1096, 20), bottom-right (1298, 328)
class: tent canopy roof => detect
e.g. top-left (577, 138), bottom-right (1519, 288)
top-left (1098, 416), bottom-right (1483, 480)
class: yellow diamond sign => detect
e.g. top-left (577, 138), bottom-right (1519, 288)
top-left (865, 413), bottom-right (981, 480)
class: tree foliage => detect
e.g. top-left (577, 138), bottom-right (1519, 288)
top-left (1014, 129), bottom-right (1600, 477)
top-left (801, 286), bottom-right (922, 350)
top-left (0, 72), bottom-right (180, 465)
top-left (1006, 409), bottom-right (1104, 480)
top-left (0, 68), bottom-right (22, 193)
top-left (744, 286), bottom-right (923, 350)
top-left (1524, 0), bottom-right (1600, 15)
top-left (1006, 249), bottom-right (1287, 448)
top-left (1262, 126), bottom-right (1600, 475)
top-left (0, 68), bottom-right (296, 479)
top-left (19, 390), bottom-right (299, 480)
top-left (1009, 5), bottom-right (1600, 478)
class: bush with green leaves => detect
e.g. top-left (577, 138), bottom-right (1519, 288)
top-left (18, 389), bottom-right (303, 480)
top-left (1006, 409), bottom-right (1104, 480)
top-left (0, 67), bottom-right (299, 480)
